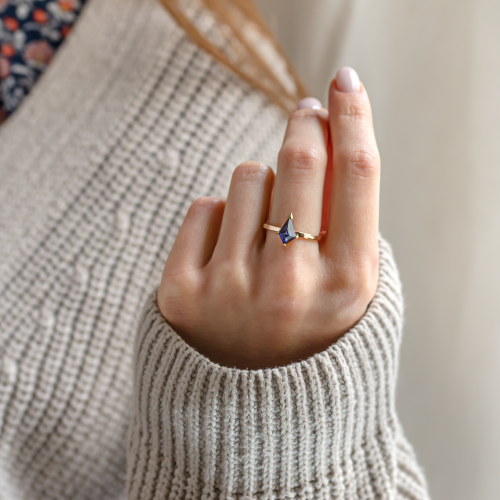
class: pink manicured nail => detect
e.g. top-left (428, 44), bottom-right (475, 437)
top-left (335, 67), bottom-right (360, 93)
top-left (297, 97), bottom-right (322, 110)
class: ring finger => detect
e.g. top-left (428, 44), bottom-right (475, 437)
top-left (266, 103), bottom-right (330, 251)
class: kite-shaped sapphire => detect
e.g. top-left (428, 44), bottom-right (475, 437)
top-left (279, 216), bottom-right (296, 245)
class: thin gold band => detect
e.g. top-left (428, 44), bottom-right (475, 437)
top-left (263, 223), bottom-right (321, 241)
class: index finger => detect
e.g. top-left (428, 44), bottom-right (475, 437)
top-left (324, 67), bottom-right (380, 281)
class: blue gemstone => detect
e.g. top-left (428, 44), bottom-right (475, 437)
top-left (279, 218), bottom-right (296, 245)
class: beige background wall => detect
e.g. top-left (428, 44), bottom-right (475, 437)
top-left (254, 1), bottom-right (500, 499)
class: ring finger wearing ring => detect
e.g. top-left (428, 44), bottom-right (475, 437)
top-left (265, 105), bottom-right (329, 251)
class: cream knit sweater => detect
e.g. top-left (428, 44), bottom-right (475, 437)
top-left (0, 0), bottom-right (430, 498)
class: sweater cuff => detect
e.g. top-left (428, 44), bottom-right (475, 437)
top-left (127, 238), bottom-right (408, 500)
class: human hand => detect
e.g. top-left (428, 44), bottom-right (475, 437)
top-left (157, 67), bottom-right (380, 369)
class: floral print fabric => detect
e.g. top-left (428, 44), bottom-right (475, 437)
top-left (0, 0), bottom-right (86, 121)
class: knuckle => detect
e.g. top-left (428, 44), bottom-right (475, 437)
top-left (339, 147), bottom-right (380, 179)
top-left (263, 261), bottom-right (312, 321)
top-left (271, 297), bottom-right (305, 328)
top-left (233, 161), bottom-right (271, 183)
top-left (268, 292), bottom-right (307, 326)
top-left (333, 255), bottom-right (379, 305)
top-left (161, 270), bottom-right (198, 299)
top-left (275, 262), bottom-right (303, 293)
top-left (158, 270), bottom-right (200, 322)
top-left (278, 142), bottom-right (327, 175)
top-left (208, 260), bottom-right (250, 298)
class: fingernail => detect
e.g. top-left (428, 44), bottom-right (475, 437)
top-left (335, 67), bottom-right (360, 93)
top-left (297, 97), bottom-right (322, 110)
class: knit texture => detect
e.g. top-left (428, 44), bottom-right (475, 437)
top-left (0, 0), bottom-right (429, 498)
top-left (127, 239), bottom-right (429, 500)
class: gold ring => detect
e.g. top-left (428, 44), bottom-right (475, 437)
top-left (263, 213), bottom-right (321, 247)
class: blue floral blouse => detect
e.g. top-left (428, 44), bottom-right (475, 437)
top-left (0, 0), bottom-right (87, 122)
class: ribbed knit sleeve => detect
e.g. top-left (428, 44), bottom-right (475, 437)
top-left (126, 238), bottom-right (430, 500)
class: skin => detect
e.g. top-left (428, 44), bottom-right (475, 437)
top-left (157, 75), bottom-right (381, 369)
